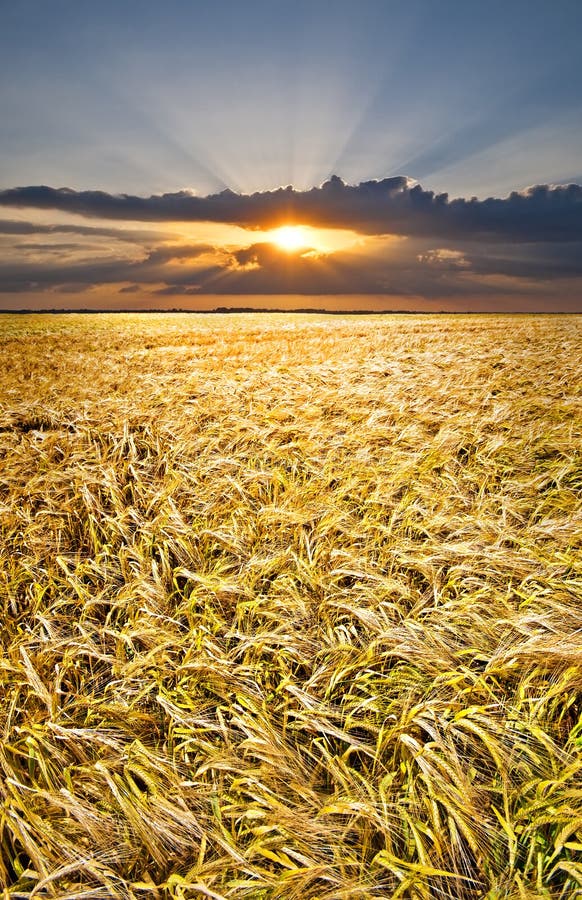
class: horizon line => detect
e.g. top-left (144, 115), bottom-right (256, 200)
top-left (1, 307), bottom-right (579, 316)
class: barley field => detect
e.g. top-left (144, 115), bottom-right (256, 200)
top-left (1, 312), bottom-right (581, 899)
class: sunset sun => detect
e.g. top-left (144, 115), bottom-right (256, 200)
top-left (271, 225), bottom-right (307, 252)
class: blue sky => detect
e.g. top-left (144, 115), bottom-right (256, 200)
top-left (1, 0), bottom-right (581, 308)
top-left (3, 0), bottom-right (581, 197)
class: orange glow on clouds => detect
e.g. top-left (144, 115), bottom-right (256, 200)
top-left (163, 220), bottom-right (363, 256)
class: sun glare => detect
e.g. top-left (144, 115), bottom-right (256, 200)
top-left (271, 225), bottom-right (308, 252)
top-left (257, 223), bottom-right (362, 255)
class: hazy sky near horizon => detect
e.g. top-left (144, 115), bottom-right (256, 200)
top-left (1, 0), bottom-right (582, 310)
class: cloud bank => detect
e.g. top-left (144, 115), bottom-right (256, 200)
top-left (1, 177), bottom-right (582, 242)
top-left (1, 178), bottom-right (582, 309)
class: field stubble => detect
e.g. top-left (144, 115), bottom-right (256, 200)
top-left (0, 312), bottom-right (581, 899)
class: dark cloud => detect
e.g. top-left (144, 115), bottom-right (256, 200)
top-left (0, 238), bottom-right (465, 297)
top-left (140, 241), bottom-right (502, 298)
top-left (14, 242), bottom-right (84, 252)
top-left (145, 243), bottom-right (216, 265)
top-left (466, 242), bottom-right (582, 279)
top-left (0, 241), bottom-right (225, 294)
top-left (0, 218), bottom-right (170, 242)
top-left (0, 257), bottom-right (139, 291)
top-left (1, 178), bottom-right (581, 242)
top-left (1, 224), bottom-right (582, 309)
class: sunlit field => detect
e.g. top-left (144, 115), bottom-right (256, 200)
top-left (1, 312), bottom-right (581, 899)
